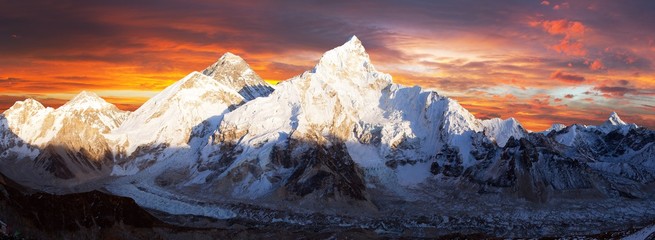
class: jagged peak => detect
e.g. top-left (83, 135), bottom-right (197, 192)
top-left (604, 111), bottom-right (626, 126)
top-left (313, 35), bottom-right (373, 74)
top-left (548, 123), bottom-right (567, 132)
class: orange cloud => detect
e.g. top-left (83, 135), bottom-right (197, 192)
top-left (552, 38), bottom-right (587, 56)
top-left (589, 59), bottom-right (604, 70)
top-left (534, 19), bottom-right (588, 56)
top-left (541, 20), bottom-right (585, 37)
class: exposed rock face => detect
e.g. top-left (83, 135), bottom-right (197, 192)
top-left (282, 139), bottom-right (368, 201)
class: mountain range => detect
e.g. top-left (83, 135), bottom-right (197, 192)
top-left (1, 36), bottom-right (654, 238)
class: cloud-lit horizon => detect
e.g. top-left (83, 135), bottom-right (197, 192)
top-left (1, 0), bottom-right (654, 130)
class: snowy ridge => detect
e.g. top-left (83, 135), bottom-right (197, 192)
top-left (480, 117), bottom-right (527, 147)
top-left (109, 71), bottom-right (245, 156)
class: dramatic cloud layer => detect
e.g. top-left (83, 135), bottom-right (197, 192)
top-left (1, 0), bottom-right (654, 130)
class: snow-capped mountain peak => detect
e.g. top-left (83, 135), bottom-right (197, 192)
top-left (313, 35), bottom-right (374, 75)
top-left (59, 91), bottom-right (114, 111)
top-left (203, 52), bottom-right (249, 76)
top-left (604, 112), bottom-right (627, 126)
top-left (546, 123), bottom-right (567, 133)
top-left (480, 117), bottom-right (527, 147)
top-left (4, 98), bottom-right (46, 114)
top-left (202, 52), bottom-right (273, 100)
top-left (2, 98), bottom-right (51, 140)
top-left (599, 111), bottom-right (637, 134)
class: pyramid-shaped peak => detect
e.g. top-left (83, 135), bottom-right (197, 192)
top-left (218, 52), bottom-right (246, 63)
top-left (200, 53), bottom-right (273, 101)
top-left (69, 91), bottom-right (105, 103)
top-left (202, 52), bottom-right (254, 77)
top-left (209, 52), bottom-right (248, 68)
top-left (60, 91), bottom-right (112, 110)
top-left (344, 35), bottom-right (363, 48)
top-left (72, 90), bottom-right (101, 100)
top-left (605, 112), bottom-right (626, 126)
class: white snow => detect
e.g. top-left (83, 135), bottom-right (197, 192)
top-left (110, 71), bottom-right (244, 156)
top-left (599, 112), bottom-right (637, 134)
top-left (555, 124), bottom-right (578, 146)
top-left (2, 92), bottom-right (128, 147)
top-left (480, 117), bottom-right (527, 147)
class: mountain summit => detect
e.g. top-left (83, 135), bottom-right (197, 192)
top-left (604, 111), bottom-right (627, 126)
top-left (202, 52), bottom-right (273, 100)
top-left (60, 91), bottom-right (113, 110)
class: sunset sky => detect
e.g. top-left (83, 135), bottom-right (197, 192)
top-left (1, 0), bottom-right (654, 131)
